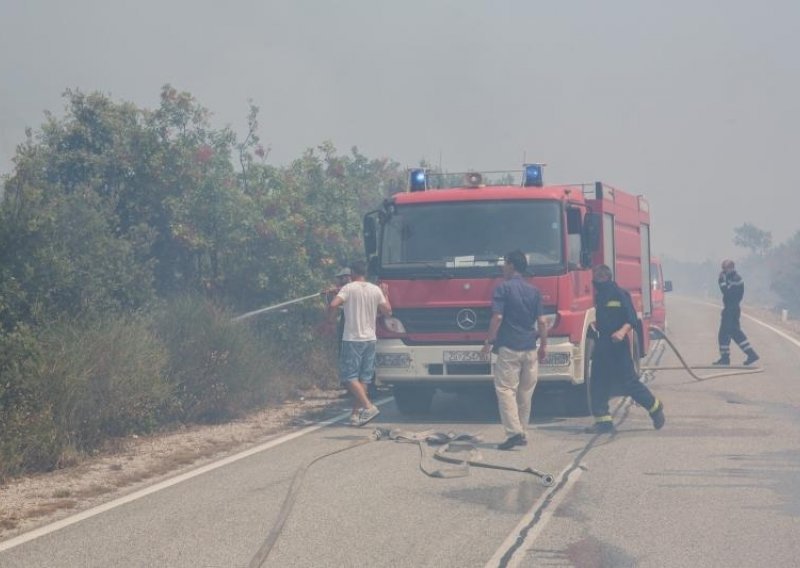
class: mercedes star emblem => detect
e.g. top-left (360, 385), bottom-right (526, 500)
top-left (456, 308), bottom-right (478, 331)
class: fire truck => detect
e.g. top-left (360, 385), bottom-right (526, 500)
top-left (649, 256), bottom-right (672, 337)
top-left (363, 165), bottom-right (654, 415)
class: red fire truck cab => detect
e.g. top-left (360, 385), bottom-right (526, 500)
top-left (363, 167), bottom-right (655, 416)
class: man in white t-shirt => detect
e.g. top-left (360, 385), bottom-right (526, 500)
top-left (328, 260), bottom-right (391, 426)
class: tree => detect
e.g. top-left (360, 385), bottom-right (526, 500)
top-left (0, 86), bottom-right (404, 321)
top-left (733, 223), bottom-right (772, 256)
top-left (769, 230), bottom-right (800, 313)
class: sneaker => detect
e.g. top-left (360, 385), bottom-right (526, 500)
top-left (584, 421), bottom-right (615, 434)
top-left (348, 413), bottom-right (362, 426)
top-left (743, 353), bottom-right (760, 366)
top-left (650, 402), bottom-right (666, 430)
top-left (357, 405), bottom-right (380, 426)
top-left (497, 433), bottom-right (526, 450)
top-left (712, 357), bottom-right (730, 366)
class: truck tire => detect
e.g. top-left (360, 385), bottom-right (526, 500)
top-left (565, 336), bottom-right (594, 416)
top-left (393, 385), bottom-right (435, 415)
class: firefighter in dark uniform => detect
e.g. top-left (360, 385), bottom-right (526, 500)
top-left (713, 259), bottom-right (759, 366)
top-left (585, 264), bottom-right (665, 434)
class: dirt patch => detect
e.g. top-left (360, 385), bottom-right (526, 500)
top-left (0, 387), bottom-right (352, 543)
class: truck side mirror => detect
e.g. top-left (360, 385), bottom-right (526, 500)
top-left (363, 215), bottom-right (378, 257)
top-left (664, 280), bottom-right (673, 292)
top-left (566, 208), bottom-right (582, 234)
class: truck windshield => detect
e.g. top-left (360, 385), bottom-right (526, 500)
top-left (380, 200), bottom-right (563, 276)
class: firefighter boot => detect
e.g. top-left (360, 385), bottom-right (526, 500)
top-left (649, 400), bottom-right (666, 430)
top-left (712, 355), bottom-right (730, 366)
top-left (743, 350), bottom-right (760, 366)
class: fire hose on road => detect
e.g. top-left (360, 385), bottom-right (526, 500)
top-left (248, 428), bottom-right (554, 568)
top-left (241, 298), bottom-right (762, 566)
top-left (372, 427), bottom-right (555, 486)
top-left (642, 326), bottom-right (764, 381)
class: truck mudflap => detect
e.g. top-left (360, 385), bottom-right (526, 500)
top-left (374, 337), bottom-right (584, 387)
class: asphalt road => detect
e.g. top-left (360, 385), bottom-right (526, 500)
top-left (1, 296), bottom-right (798, 567)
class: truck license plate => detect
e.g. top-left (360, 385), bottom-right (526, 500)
top-left (443, 350), bottom-right (490, 363)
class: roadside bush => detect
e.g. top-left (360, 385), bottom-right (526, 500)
top-left (154, 294), bottom-right (290, 423)
top-left (252, 300), bottom-right (340, 391)
top-left (0, 325), bottom-right (62, 480)
top-left (37, 315), bottom-right (170, 451)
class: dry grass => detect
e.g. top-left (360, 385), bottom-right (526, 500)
top-left (27, 499), bottom-right (78, 518)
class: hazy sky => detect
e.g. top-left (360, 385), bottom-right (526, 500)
top-left (1, 0), bottom-right (798, 261)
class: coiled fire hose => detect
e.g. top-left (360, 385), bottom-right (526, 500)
top-left (642, 326), bottom-right (764, 381)
top-left (372, 427), bottom-right (555, 486)
top-left (248, 428), bottom-right (554, 567)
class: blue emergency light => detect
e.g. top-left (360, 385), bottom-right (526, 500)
top-left (409, 168), bottom-right (427, 192)
top-left (523, 163), bottom-right (544, 187)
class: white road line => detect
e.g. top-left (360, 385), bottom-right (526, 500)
top-left (0, 396), bottom-right (392, 552)
top-left (485, 301), bottom-right (798, 565)
top-left (485, 464), bottom-right (583, 568)
top-left (680, 297), bottom-right (800, 348)
top-left (742, 313), bottom-right (800, 349)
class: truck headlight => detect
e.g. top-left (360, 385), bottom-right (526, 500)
top-left (541, 313), bottom-right (559, 331)
top-left (382, 317), bottom-right (406, 334)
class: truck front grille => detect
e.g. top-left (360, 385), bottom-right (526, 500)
top-left (394, 307), bottom-right (492, 334)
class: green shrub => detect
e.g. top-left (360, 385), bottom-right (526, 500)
top-left (155, 294), bottom-right (289, 423)
top-left (252, 301), bottom-right (340, 390)
top-left (37, 315), bottom-right (170, 451)
top-left (0, 325), bottom-right (63, 480)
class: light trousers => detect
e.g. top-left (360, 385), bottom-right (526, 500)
top-left (493, 346), bottom-right (539, 437)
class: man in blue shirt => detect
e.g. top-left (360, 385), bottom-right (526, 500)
top-left (482, 250), bottom-right (547, 450)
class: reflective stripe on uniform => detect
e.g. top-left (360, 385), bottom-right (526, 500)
top-left (595, 415), bottom-right (613, 423)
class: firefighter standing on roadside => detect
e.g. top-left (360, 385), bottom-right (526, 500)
top-left (712, 259), bottom-right (760, 366)
top-left (585, 264), bottom-right (665, 434)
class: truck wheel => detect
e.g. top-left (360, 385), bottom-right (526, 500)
top-left (565, 336), bottom-right (593, 416)
top-left (393, 386), bottom-right (435, 415)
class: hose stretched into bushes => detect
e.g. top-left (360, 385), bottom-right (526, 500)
top-left (231, 293), bottom-right (322, 323)
top-left (642, 327), bottom-right (764, 381)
